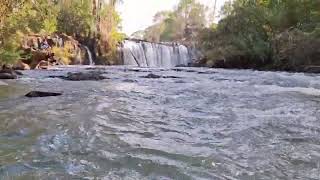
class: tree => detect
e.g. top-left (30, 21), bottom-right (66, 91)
top-left (144, 0), bottom-right (207, 43)
top-left (198, 0), bottom-right (320, 70)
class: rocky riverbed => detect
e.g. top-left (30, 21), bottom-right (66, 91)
top-left (1, 66), bottom-right (320, 179)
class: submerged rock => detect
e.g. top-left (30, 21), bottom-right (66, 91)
top-left (64, 71), bottom-right (107, 81)
top-left (25, 91), bottom-right (62, 98)
top-left (141, 73), bottom-right (180, 79)
top-left (123, 79), bottom-right (138, 83)
top-left (0, 73), bottom-right (17, 79)
top-left (48, 71), bottom-right (107, 81)
top-left (142, 73), bottom-right (162, 79)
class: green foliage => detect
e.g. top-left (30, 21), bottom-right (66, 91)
top-left (57, 0), bottom-right (94, 37)
top-left (0, 31), bottom-right (24, 64)
top-left (0, 0), bottom-right (123, 65)
top-left (143, 0), bottom-right (207, 43)
top-left (199, 0), bottom-right (320, 69)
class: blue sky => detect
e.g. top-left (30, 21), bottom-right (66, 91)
top-left (118, 0), bottom-right (227, 35)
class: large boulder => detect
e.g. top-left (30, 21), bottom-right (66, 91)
top-left (50, 71), bottom-right (107, 81)
top-left (66, 71), bottom-right (107, 81)
top-left (304, 66), bottom-right (320, 73)
top-left (0, 68), bottom-right (21, 79)
top-left (30, 50), bottom-right (52, 69)
top-left (13, 60), bottom-right (31, 70)
top-left (35, 60), bottom-right (49, 70)
top-left (0, 73), bottom-right (17, 79)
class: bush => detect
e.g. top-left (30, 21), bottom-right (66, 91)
top-left (51, 46), bottom-right (72, 65)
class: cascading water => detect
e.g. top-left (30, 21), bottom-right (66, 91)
top-left (84, 46), bottom-right (94, 65)
top-left (121, 40), bottom-right (194, 68)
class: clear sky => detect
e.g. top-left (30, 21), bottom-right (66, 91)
top-left (118, 0), bottom-right (227, 36)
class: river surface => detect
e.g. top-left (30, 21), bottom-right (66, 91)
top-left (1, 66), bottom-right (320, 180)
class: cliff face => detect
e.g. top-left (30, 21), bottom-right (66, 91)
top-left (18, 33), bottom-right (92, 69)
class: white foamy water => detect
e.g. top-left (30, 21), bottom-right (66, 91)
top-left (1, 66), bottom-right (320, 179)
top-left (84, 46), bottom-right (94, 66)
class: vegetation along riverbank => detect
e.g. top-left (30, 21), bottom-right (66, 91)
top-left (0, 0), bottom-right (320, 73)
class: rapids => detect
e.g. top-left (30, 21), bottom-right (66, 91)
top-left (0, 66), bottom-right (320, 179)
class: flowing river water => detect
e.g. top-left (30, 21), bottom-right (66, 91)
top-left (1, 66), bottom-right (320, 179)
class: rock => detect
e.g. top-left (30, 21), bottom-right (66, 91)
top-left (0, 67), bottom-right (23, 79)
top-left (0, 73), bottom-right (17, 79)
top-left (123, 79), bottom-right (138, 83)
top-left (142, 73), bottom-right (161, 78)
top-left (13, 61), bottom-right (31, 70)
top-left (48, 75), bottom-right (66, 79)
top-left (127, 69), bottom-right (151, 73)
top-left (14, 71), bottom-right (23, 75)
top-left (30, 50), bottom-right (49, 69)
top-left (141, 73), bottom-right (180, 79)
top-left (63, 71), bottom-right (107, 81)
top-left (35, 60), bottom-right (49, 69)
top-left (304, 66), bottom-right (320, 73)
top-left (25, 91), bottom-right (62, 98)
top-left (85, 67), bottom-right (106, 71)
top-left (197, 71), bottom-right (216, 74)
top-left (172, 68), bottom-right (198, 73)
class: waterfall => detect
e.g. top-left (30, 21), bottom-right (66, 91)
top-left (121, 40), bottom-right (194, 68)
top-left (84, 46), bottom-right (94, 65)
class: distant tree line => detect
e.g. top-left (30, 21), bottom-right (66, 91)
top-left (199, 0), bottom-right (320, 70)
top-left (133, 0), bottom-right (320, 71)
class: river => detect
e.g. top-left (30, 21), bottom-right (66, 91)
top-left (0, 66), bottom-right (320, 179)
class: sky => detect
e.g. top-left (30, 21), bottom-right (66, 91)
top-left (118, 0), bottom-right (227, 36)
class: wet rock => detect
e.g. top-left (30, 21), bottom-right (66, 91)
top-left (14, 71), bottom-right (23, 76)
top-left (126, 69), bottom-right (151, 73)
top-left (13, 60), bottom-right (31, 70)
top-left (35, 60), bottom-right (49, 69)
top-left (0, 73), bottom-right (17, 79)
top-left (48, 75), bottom-right (66, 79)
top-left (304, 66), bottom-right (320, 73)
top-left (123, 79), bottom-right (138, 83)
top-left (29, 50), bottom-right (50, 69)
top-left (198, 71), bottom-right (216, 74)
top-left (142, 73), bottom-right (161, 78)
top-left (25, 91), bottom-right (62, 98)
top-left (141, 73), bottom-right (180, 79)
top-left (0, 68), bottom-right (23, 79)
top-left (164, 75), bottom-right (181, 79)
top-left (172, 68), bottom-right (198, 73)
top-left (85, 67), bottom-right (106, 71)
top-left (63, 71), bottom-right (107, 81)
